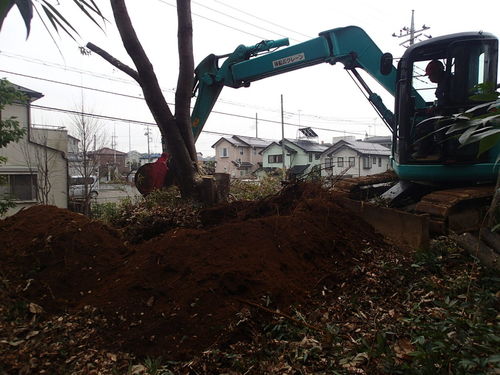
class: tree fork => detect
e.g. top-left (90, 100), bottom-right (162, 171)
top-left (88, 0), bottom-right (199, 197)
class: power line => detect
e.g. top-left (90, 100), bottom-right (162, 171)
top-left (0, 69), bottom-right (149, 101)
top-left (31, 104), bottom-right (367, 137)
top-left (190, 0), bottom-right (300, 42)
top-left (155, 0), bottom-right (269, 40)
top-left (213, 0), bottom-right (313, 40)
top-left (1, 67), bottom-right (378, 126)
top-left (0, 51), bottom-right (135, 85)
top-left (0, 53), bottom-right (290, 115)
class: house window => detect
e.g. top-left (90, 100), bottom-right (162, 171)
top-left (378, 157), bottom-right (382, 167)
top-left (253, 149), bottom-right (257, 155)
top-left (0, 174), bottom-right (37, 201)
top-left (337, 157), bottom-right (344, 167)
top-left (268, 154), bottom-right (283, 163)
top-left (372, 156), bottom-right (377, 165)
top-left (240, 149), bottom-right (244, 155)
top-left (348, 157), bottom-right (355, 167)
top-left (363, 156), bottom-right (372, 169)
top-left (220, 147), bottom-right (228, 157)
top-left (315, 153), bottom-right (321, 160)
top-left (308, 153), bottom-right (313, 162)
top-left (325, 157), bottom-right (333, 169)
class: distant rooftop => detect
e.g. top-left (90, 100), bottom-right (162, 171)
top-left (325, 139), bottom-right (390, 156)
top-left (8, 82), bottom-right (43, 101)
top-left (233, 135), bottom-right (274, 148)
top-left (285, 138), bottom-right (329, 153)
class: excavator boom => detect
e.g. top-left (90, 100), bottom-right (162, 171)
top-left (191, 26), bottom-right (405, 140)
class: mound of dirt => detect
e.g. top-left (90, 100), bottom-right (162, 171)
top-left (0, 205), bottom-right (129, 312)
top-left (0, 183), bottom-right (389, 360)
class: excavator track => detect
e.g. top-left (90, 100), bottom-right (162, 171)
top-left (334, 172), bottom-right (495, 242)
top-left (415, 185), bottom-right (494, 234)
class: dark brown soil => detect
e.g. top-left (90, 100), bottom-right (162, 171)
top-left (0, 182), bottom-right (389, 360)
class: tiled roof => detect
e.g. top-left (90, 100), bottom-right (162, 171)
top-left (94, 147), bottom-right (127, 155)
top-left (233, 135), bottom-right (274, 148)
top-left (10, 82), bottom-right (43, 101)
top-left (324, 139), bottom-right (390, 157)
top-left (285, 139), bottom-right (329, 153)
top-left (211, 136), bottom-right (247, 148)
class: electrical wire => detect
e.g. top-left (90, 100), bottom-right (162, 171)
top-left (1, 67), bottom-right (379, 126)
top-left (31, 104), bottom-right (367, 136)
top-left (190, 0), bottom-right (300, 42)
top-left (0, 50), bottom-right (385, 124)
top-left (155, 0), bottom-right (268, 40)
top-left (212, 0), bottom-right (313, 40)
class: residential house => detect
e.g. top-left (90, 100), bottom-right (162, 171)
top-left (90, 147), bottom-right (127, 181)
top-left (364, 135), bottom-right (392, 150)
top-left (126, 150), bottom-right (141, 171)
top-left (321, 139), bottom-right (391, 178)
top-left (138, 153), bottom-right (161, 167)
top-left (260, 138), bottom-right (329, 179)
top-left (67, 135), bottom-right (81, 176)
top-left (68, 135), bottom-right (80, 154)
top-left (212, 135), bottom-right (273, 179)
top-left (0, 84), bottom-right (69, 216)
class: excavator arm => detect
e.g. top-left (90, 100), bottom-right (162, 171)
top-left (190, 26), bottom-right (415, 141)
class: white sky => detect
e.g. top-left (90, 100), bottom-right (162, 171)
top-left (0, 0), bottom-right (498, 156)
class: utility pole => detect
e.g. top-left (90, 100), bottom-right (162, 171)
top-left (145, 125), bottom-right (151, 162)
top-left (392, 10), bottom-right (431, 48)
top-left (112, 124), bottom-right (117, 164)
top-left (281, 95), bottom-right (286, 176)
top-left (255, 113), bottom-right (258, 138)
top-left (128, 122), bottom-right (131, 152)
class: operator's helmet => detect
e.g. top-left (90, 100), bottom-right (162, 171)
top-left (425, 60), bottom-right (444, 76)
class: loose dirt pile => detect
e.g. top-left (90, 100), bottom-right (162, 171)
top-left (0, 183), bottom-right (389, 360)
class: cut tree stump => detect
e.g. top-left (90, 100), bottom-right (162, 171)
top-left (451, 232), bottom-right (500, 270)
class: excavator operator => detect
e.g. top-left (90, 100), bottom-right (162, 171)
top-left (425, 59), bottom-right (448, 107)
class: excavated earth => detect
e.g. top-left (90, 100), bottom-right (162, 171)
top-left (0, 183), bottom-right (391, 360)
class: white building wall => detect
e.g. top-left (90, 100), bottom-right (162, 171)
top-left (214, 139), bottom-right (240, 177)
top-left (321, 147), bottom-right (390, 178)
top-left (0, 102), bottom-right (68, 216)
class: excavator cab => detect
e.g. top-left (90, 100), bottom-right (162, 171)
top-left (393, 32), bottom-right (499, 182)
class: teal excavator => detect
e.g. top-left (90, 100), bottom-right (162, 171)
top-left (137, 25), bottom-right (499, 235)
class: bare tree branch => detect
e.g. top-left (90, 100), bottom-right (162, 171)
top-left (109, 0), bottom-right (174, 124)
top-left (86, 42), bottom-right (140, 82)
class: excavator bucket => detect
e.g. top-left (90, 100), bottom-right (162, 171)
top-left (134, 153), bottom-right (170, 196)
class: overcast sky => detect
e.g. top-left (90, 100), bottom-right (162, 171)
top-left (1, 0), bottom-right (498, 156)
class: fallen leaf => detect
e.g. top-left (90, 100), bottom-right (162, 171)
top-left (28, 303), bottom-right (43, 314)
top-left (394, 338), bottom-right (414, 359)
top-left (26, 330), bottom-right (40, 339)
top-left (130, 364), bottom-right (146, 374)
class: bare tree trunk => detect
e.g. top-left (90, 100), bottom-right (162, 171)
top-left (69, 104), bottom-right (107, 216)
top-left (18, 133), bottom-right (57, 205)
top-left (87, 0), bottom-right (197, 198)
top-left (175, 0), bottom-right (197, 162)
